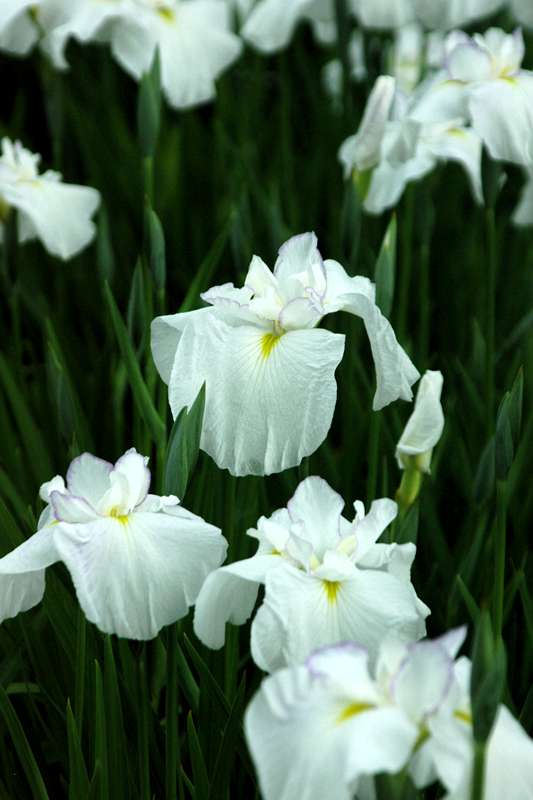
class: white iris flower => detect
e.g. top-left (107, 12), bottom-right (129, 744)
top-left (245, 627), bottom-right (533, 800)
top-left (396, 369), bottom-right (444, 474)
top-left (427, 28), bottom-right (533, 168)
top-left (151, 233), bottom-right (419, 476)
top-left (194, 475), bottom-right (429, 669)
top-left (44, 0), bottom-right (242, 109)
top-left (513, 169), bottom-right (533, 227)
top-left (511, 0), bottom-right (533, 29)
top-left (0, 449), bottom-right (227, 640)
top-left (339, 76), bottom-right (483, 214)
top-left (0, 0), bottom-right (70, 57)
top-left (0, 137), bottom-right (100, 260)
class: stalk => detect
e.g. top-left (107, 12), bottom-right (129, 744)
top-left (485, 206), bottom-right (497, 436)
top-left (493, 479), bottom-right (507, 638)
top-left (166, 624), bottom-right (179, 800)
top-left (471, 740), bottom-right (486, 800)
top-left (366, 412), bottom-right (381, 505)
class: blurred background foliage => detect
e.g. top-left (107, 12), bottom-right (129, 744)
top-left (0, 14), bottom-right (532, 799)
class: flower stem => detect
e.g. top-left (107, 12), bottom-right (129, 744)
top-left (471, 739), bottom-right (486, 800)
top-left (166, 624), bottom-right (179, 800)
top-left (398, 186), bottom-right (414, 343)
top-left (137, 648), bottom-right (151, 800)
top-left (366, 411), bottom-right (381, 505)
top-left (485, 206), bottom-right (497, 436)
top-left (395, 467), bottom-right (422, 514)
top-left (493, 479), bottom-right (507, 639)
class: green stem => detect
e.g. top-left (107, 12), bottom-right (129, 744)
top-left (166, 624), bottom-right (179, 800)
top-left (419, 238), bottom-right (430, 367)
top-left (398, 187), bottom-right (414, 343)
top-left (74, 610), bottom-right (86, 731)
top-left (137, 649), bottom-right (151, 800)
top-left (366, 412), bottom-right (381, 505)
top-left (471, 740), bottom-right (486, 800)
top-left (485, 206), bottom-right (497, 436)
top-left (493, 479), bottom-right (507, 638)
top-left (395, 467), bottom-right (423, 514)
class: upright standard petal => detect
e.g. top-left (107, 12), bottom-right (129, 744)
top-left (0, 528), bottom-right (59, 623)
top-left (338, 75), bottom-right (396, 175)
top-left (53, 508), bottom-right (226, 640)
top-left (286, 476), bottom-right (345, 556)
top-left (168, 312), bottom-right (345, 476)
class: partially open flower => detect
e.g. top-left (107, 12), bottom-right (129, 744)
top-left (396, 369), bottom-right (444, 474)
top-left (0, 137), bottom-right (100, 260)
top-left (194, 475), bottom-right (429, 669)
top-left (152, 233), bottom-right (419, 476)
top-left (0, 449), bottom-right (226, 640)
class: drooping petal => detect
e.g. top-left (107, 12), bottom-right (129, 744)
top-left (53, 509), bottom-right (225, 640)
top-left (242, 0), bottom-right (312, 53)
top-left (253, 561), bottom-right (428, 671)
top-left (512, 169), bottom-right (533, 226)
top-left (364, 150), bottom-right (436, 214)
top-left (355, 0), bottom-right (415, 29)
top-left (512, 0), bottom-right (533, 28)
top-left (286, 476), bottom-right (345, 555)
top-left (0, 0), bottom-right (37, 55)
top-left (414, 0), bottom-right (505, 30)
top-left (423, 126), bottom-right (483, 203)
top-left (193, 554), bottom-right (281, 648)
top-left (168, 312), bottom-right (345, 476)
top-left (326, 274), bottom-right (419, 409)
top-left (0, 528), bottom-right (59, 623)
top-left (151, 308), bottom-right (212, 385)
top-left (3, 176), bottom-right (100, 259)
top-left (42, 1), bottom-right (124, 70)
top-left (245, 663), bottom-right (418, 800)
top-left (468, 75), bottom-right (533, 167)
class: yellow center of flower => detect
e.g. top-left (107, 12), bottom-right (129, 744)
top-left (323, 580), bottom-right (341, 604)
top-left (336, 702), bottom-right (374, 724)
top-left (158, 8), bottom-right (175, 21)
top-left (260, 332), bottom-right (282, 360)
top-left (454, 709), bottom-right (472, 724)
top-left (109, 508), bottom-right (130, 525)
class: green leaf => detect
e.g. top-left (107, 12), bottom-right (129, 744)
top-left (208, 675), bottom-right (252, 799)
top-left (470, 611), bottom-right (507, 743)
top-left (103, 637), bottom-right (128, 800)
top-left (187, 713), bottom-right (210, 800)
top-left (93, 660), bottom-right (109, 800)
top-left (66, 701), bottom-right (90, 800)
top-left (137, 50), bottom-right (161, 158)
top-left (164, 384), bottom-right (206, 500)
top-left (97, 204), bottom-right (115, 284)
top-left (0, 684), bottom-right (50, 800)
top-left (179, 222), bottom-right (231, 313)
top-left (374, 214), bottom-right (397, 318)
top-left (103, 281), bottom-right (165, 447)
top-left (473, 437), bottom-right (495, 506)
top-left (147, 207), bottom-right (166, 292)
